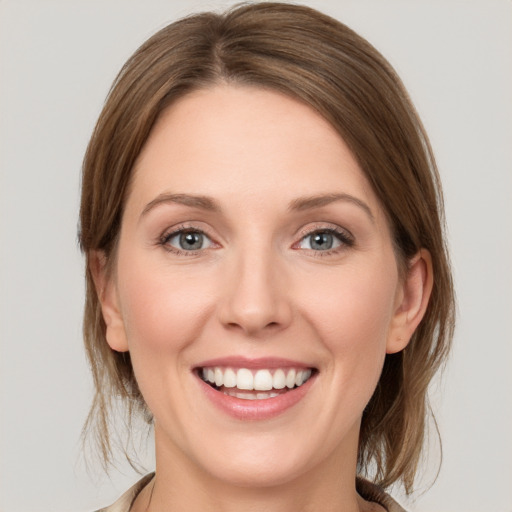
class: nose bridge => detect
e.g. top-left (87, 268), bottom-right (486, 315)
top-left (219, 237), bottom-right (291, 335)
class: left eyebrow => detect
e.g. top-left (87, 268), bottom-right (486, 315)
top-left (288, 193), bottom-right (375, 223)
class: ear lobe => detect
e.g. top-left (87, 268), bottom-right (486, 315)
top-left (386, 249), bottom-right (433, 354)
top-left (89, 250), bottom-right (129, 353)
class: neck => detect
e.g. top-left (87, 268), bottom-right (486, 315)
top-left (132, 427), bottom-right (372, 512)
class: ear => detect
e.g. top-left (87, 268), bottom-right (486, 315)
top-left (89, 250), bottom-right (129, 353)
top-left (386, 249), bottom-right (434, 354)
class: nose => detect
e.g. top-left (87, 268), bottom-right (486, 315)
top-left (217, 247), bottom-right (293, 337)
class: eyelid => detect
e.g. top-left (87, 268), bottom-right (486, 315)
top-left (156, 221), bottom-right (354, 256)
top-left (296, 223), bottom-right (354, 242)
top-left (166, 230), bottom-right (213, 250)
top-left (293, 223), bottom-right (355, 252)
top-left (158, 223), bottom-right (220, 255)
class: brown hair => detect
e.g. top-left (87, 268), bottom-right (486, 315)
top-left (79, 2), bottom-right (455, 493)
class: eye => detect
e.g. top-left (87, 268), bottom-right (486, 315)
top-left (296, 228), bottom-right (353, 252)
top-left (163, 229), bottom-right (213, 252)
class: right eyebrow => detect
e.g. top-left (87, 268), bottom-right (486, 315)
top-left (140, 193), bottom-right (221, 219)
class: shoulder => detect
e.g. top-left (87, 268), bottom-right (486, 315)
top-left (356, 477), bottom-right (407, 512)
top-left (94, 473), bottom-right (154, 512)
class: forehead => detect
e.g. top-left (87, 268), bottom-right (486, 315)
top-left (128, 85), bottom-right (381, 219)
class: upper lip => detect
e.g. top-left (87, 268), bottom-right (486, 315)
top-left (194, 356), bottom-right (315, 370)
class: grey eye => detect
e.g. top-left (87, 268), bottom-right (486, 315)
top-left (299, 231), bottom-right (342, 251)
top-left (167, 231), bottom-right (212, 251)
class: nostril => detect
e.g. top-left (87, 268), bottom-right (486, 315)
top-left (216, 268), bottom-right (293, 334)
top-left (224, 320), bottom-right (283, 336)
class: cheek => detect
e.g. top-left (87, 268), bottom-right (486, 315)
top-left (116, 254), bottom-right (215, 357)
top-left (114, 253), bottom-right (220, 420)
top-left (305, 263), bottom-right (397, 341)
top-left (299, 258), bottom-right (398, 392)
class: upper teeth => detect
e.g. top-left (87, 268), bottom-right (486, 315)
top-left (201, 367), bottom-right (312, 391)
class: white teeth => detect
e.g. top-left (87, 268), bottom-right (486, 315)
top-left (232, 393), bottom-right (258, 400)
top-left (223, 368), bottom-right (237, 388)
top-left (236, 368), bottom-right (254, 390)
top-left (273, 369), bottom-right (286, 389)
top-left (214, 367), bottom-right (223, 387)
top-left (234, 392), bottom-right (258, 400)
top-left (286, 369), bottom-right (296, 388)
top-left (254, 369), bottom-right (273, 391)
top-left (224, 390), bottom-right (281, 400)
top-left (257, 392), bottom-right (280, 399)
top-left (200, 366), bottom-right (313, 393)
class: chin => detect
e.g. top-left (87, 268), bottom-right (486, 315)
top-left (200, 447), bottom-right (313, 489)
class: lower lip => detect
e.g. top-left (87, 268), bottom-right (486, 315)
top-left (197, 373), bottom-right (316, 421)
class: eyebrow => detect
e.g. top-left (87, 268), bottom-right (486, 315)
top-left (141, 191), bottom-right (374, 222)
top-left (141, 193), bottom-right (221, 218)
top-left (288, 193), bottom-right (375, 222)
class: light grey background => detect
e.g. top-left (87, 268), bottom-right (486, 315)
top-left (1, 1), bottom-right (511, 511)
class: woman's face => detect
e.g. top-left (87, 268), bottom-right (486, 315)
top-left (99, 85), bottom-right (417, 487)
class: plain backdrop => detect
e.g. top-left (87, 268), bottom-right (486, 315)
top-left (1, 1), bottom-right (511, 511)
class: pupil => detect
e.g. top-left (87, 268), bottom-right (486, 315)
top-left (311, 232), bottom-right (333, 250)
top-left (180, 232), bottom-right (202, 250)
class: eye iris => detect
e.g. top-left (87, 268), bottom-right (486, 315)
top-left (180, 232), bottom-right (203, 250)
top-left (310, 232), bottom-right (333, 250)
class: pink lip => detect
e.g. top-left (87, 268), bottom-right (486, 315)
top-left (194, 358), bottom-right (317, 421)
top-left (194, 356), bottom-right (312, 370)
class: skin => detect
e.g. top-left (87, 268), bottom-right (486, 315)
top-left (93, 85), bottom-right (432, 512)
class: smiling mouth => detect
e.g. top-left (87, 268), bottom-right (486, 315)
top-left (198, 366), bottom-right (316, 400)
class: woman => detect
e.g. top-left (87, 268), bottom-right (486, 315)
top-left (79, 3), bottom-right (455, 511)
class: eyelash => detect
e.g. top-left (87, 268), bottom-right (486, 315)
top-left (294, 225), bottom-right (355, 257)
top-left (158, 224), bottom-right (354, 257)
top-left (158, 224), bottom-right (214, 257)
